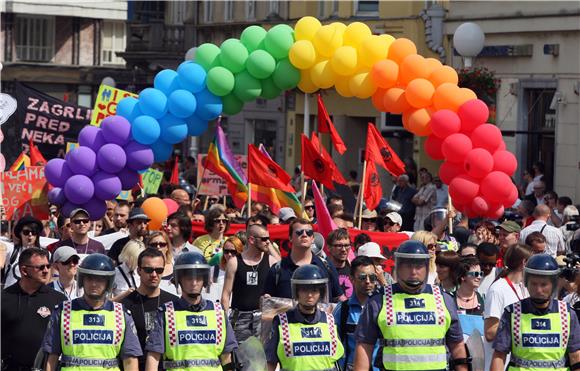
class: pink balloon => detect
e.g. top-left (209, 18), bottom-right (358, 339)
top-left (464, 148), bottom-right (494, 179)
top-left (471, 196), bottom-right (490, 215)
top-left (493, 150), bottom-right (517, 176)
top-left (442, 133), bottom-right (472, 163)
top-left (430, 109), bottom-right (461, 139)
top-left (471, 124), bottom-right (503, 153)
top-left (458, 99), bottom-right (489, 133)
top-left (480, 171), bottom-right (513, 203)
top-left (449, 175), bottom-right (480, 205)
top-left (439, 161), bottom-right (465, 184)
top-left (424, 135), bottom-right (444, 160)
top-left (163, 198), bottom-right (179, 215)
top-left (485, 204), bottom-right (505, 220)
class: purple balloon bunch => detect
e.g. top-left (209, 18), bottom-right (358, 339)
top-left (46, 116), bottom-right (154, 220)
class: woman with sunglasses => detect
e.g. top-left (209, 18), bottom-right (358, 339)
top-left (453, 256), bottom-right (484, 315)
top-left (49, 246), bottom-right (82, 300)
top-left (435, 250), bottom-right (460, 293)
top-left (206, 236), bottom-right (244, 303)
top-left (146, 231), bottom-right (177, 295)
top-left (410, 230), bottom-right (439, 284)
top-left (2, 215), bottom-right (42, 287)
top-left (193, 207), bottom-right (230, 260)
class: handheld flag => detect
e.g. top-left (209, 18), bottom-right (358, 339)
top-left (317, 94), bottom-right (346, 154)
top-left (365, 123), bottom-right (406, 177)
top-left (170, 155), bottom-right (179, 185)
top-left (9, 152), bottom-right (30, 171)
top-left (311, 132), bottom-right (347, 185)
top-left (248, 144), bottom-right (294, 193)
top-left (363, 160), bottom-right (382, 211)
top-left (29, 140), bottom-right (47, 166)
top-left (301, 134), bottom-right (334, 190)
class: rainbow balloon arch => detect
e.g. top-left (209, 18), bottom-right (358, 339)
top-left (45, 16), bottom-right (518, 225)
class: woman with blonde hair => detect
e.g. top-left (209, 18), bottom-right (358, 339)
top-left (206, 236), bottom-right (244, 303)
top-left (411, 230), bottom-right (438, 284)
top-left (113, 240), bottom-right (145, 298)
top-left (146, 231), bottom-right (176, 295)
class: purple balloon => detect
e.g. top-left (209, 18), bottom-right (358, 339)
top-left (47, 187), bottom-right (66, 206)
top-left (101, 115), bottom-right (132, 146)
top-left (66, 147), bottom-right (97, 177)
top-left (78, 126), bottom-right (106, 152)
top-left (92, 171), bottom-right (122, 200)
top-left (97, 143), bottom-right (127, 173)
top-left (118, 168), bottom-right (140, 190)
top-left (62, 201), bottom-right (81, 218)
top-left (82, 198), bottom-right (107, 220)
top-left (45, 159), bottom-right (73, 188)
top-left (125, 141), bottom-right (154, 171)
top-left (64, 174), bottom-right (95, 204)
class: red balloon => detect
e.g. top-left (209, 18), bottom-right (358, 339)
top-left (430, 109), bottom-right (461, 139)
top-left (471, 196), bottom-right (490, 215)
top-left (464, 148), bottom-right (494, 179)
top-left (442, 133), bottom-right (472, 163)
top-left (424, 135), bottom-right (444, 160)
top-left (485, 204), bottom-right (505, 220)
top-left (480, 171), bottom-right (513, 203)
top-left (462, 205), bottom-right (478, 219)
top-left (439, 161), bottom-right (465, 184)
top-left (493, 150), bottom-right (517, 176)
top-left (497, 141), bottom-right (506, 151)
top-left (449, 175), bottom-right (480, 205)
top-left (163, 198), bottom-right (179, 215)
top-left (503, 184), bottom-right (519, 208)
top-left (471, 124), bottom-right (503, 153)
top-left (458, 99), bottom-right (489, 133)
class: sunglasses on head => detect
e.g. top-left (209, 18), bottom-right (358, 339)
top-left (150, 242), bottom-right (168, 248)
top-left (62, 256), bottom-right (80, 265)
top-left (21, 229), bottom-right (38, 236)
top-left (141, 267), bottom-right (164, 275)
top-left (295, 229), bottom-right (314, 237)
top-left (223, 249), bottom-right (238, 256)
top-left (72, 219), bottom-right (90, 225)
top-left (24, 263), bottom-right (51, 271)
top-left (356, 273), bottom-right (378, 282)
top-left (466, 271), bottom-right (484, 278)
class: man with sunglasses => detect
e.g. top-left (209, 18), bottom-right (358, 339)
top-left (304, 196), bottom-right (317, 223)
top-left (49, 246), bottom-right (82, 300)
top-left (121, 248), bottom-right (178, 370)
top-left (334, 256), bottom-right (380, 371)
top-left (2, 248), bottom-right (67, 370)
top-left (51, 208), bottom-right (105, 256)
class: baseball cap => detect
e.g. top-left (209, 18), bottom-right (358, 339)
top-left (385, 212), bottom-right (403, 225)
top-left (361, 209), bottom-right (378, 219)
top-left (52, 246), bottom-right (80, 263)
top-left (279, 207), bottom-right (297, 223)
top-left (70, 208), bottom-right (90, 219)
top-left (497, 220), bottom-right (521, 233)
top-left (357, 242), bottom-right (386, 260)
top-left (128, 207), bottom-right (151, 221)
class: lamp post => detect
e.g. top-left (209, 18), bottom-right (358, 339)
top-left (453, 22), bottom-right (485, 68)
top-left (101, 76), bottom-right (116, 88)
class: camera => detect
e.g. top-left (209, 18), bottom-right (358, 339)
top-left (566, 215), bottom-right (580, 231)
top-left (560, 253), bottom-right (580, 282)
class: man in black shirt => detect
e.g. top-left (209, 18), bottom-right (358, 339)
top-left (121, 248), bottom-right (178, 370)
top-left (1, 248), bottom-right (67, 370)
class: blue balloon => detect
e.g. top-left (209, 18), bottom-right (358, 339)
top-left (185, 115), bottom-right (209, 136)
top-left (132, 115), bottom-right (161, 145)
top-left (154, 69), bottom-right (182, 95)
top-left (159, 115), bottom-right (188, 144)
top-left (150, 140), bottom-right (173, 162)
top-left (194, 89), bottom-right (223, 121)
top-left (138, 88), bottom-right (168, 119)
top-left (168, 89), bottom-right (197, 118)
top-left (116, 97), bottom-right (140, 121)
top-left (177, 61), bottom-right (207, 94)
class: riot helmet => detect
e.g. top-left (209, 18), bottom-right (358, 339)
top-left (291, 264), bottom-right (329, 308)
top-left (77, 254), bottom-right (115, 298)
top-left (524, 254), bottom-right (560, 305)
top-left (394, 240), bottom-right (430, 292)
top-left (174, 252), bottom-right (211, 298)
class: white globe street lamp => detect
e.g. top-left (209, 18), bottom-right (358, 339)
top-left (101, 76), bottom-right (116, 88)
top-left (185, 47), bottom-right (197, 61)
top-left (453, 22), bottom-right (485, 68)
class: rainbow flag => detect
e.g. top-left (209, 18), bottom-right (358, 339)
top-left (9, 152), bottom-right (30, 171)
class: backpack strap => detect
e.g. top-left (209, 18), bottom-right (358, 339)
top-left (274, 261), bottom-right (282, 286)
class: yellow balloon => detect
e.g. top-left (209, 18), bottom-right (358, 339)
top-left (331, 22), bottom-right (347, 33)
top-left (343, 22), bottom-right (372, 48)
top-left (379, 34), bottom-right (396, 45)
top-left (335, 76), bottom-right (354, 97)
top-left (349, 71), bottom-right (377, 99)
top-left (298, 69), bottom-right (318, 93)
top-left (310, 60), bottom-right (336, 89)
top-left (313, 24), bottom-right (344, 58)
top-left (295, 16), bottom-right (322, 41)
top-left (359, 35), bottom-right (390, 69)
top-left (289, 40), bottom-right (317, 70)
top-left (330, 46), bottom-right (358, 76)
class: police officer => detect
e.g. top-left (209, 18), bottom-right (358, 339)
top-left (43, 253), bottom-right (142, 371)
top-left (265, 264), bottom-right (344, 371)
top-left (491, 254), bottom-right (580, 371)
top-left (144, 252), bottom-right (237, 370)
top-left (354, 240), bottom-right (469, 371)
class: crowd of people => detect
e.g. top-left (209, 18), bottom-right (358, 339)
top-left (1, 161), bottom-right (579, 371)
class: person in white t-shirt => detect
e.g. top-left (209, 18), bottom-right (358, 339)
top-left (483, 244), bottom-right (532, 371)
top-left (476, 242), bottom-right (500, 299)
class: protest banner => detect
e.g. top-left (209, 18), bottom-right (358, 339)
top-left (0, 166), bottom-right (49, 220)
top-left (197, 154), bottom-right (247, 196)
top-left (142, 168), bottom-right (164, 194)
top-left (90, 85), bottom-right (137, 127)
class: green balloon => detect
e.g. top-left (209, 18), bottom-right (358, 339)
top-left (206, 67), bottom-right (235, 96)
top-left (220, 39), bottom-right (248, 74)
top-left (246, 50), bottom-right (276, 80)
top-left (222, 94), bottom-right (244, 115)
top-left (272, 59), bottom-right (300, 90)
top-left (260, 77), bottom-right (282, 100)
top-left (264, 25), bottom-right (295, 60)
top-left (240, 25), bottom-right (267, 52)
top-left (234, 71), bottom-right (262, 102)
top-left (195, 43), bottom-right (221, 71)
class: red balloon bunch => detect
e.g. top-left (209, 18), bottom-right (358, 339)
top-left (424, 99), bottom-right (518, 219)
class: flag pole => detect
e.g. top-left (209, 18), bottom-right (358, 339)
top-left (246, 183), bottom-right (252, 218)
top-left (357, 160), bottom-right (368, 229)
top-left (300, 171), bottom-right (307, 206)
top-left (448, 192), bottom-right (454, 234)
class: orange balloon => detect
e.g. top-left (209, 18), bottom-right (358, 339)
top-left (148, 219), bottom-right (163, 231)
top-left (387, 38), bottom-right (417, 65)
top-left (383, 87), bottom-right (411, 114)
top-left (429, 66), bottom-right (459, 87)
top-left (405, 78), bottom-right (435, 108)
top-left (371, 59), bottom-right (399, 89)
top-left (460, 88), bottom-right (477, 102)
top-left (425, 57), bottom-right (443, 72)
top-left (399, 54), bottom-right (431, 85)
top-left (433, 83), bottom-right (466, 111)
top-left (371, 88), bottom-right (387, 111)
top-left (142, 197), bottom-right (168, 223)
top-left (405, 108), bottom-right (433, 137)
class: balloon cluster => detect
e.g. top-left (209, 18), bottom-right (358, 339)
top-left (45, 116), bottom-right (154, 220)
top-left (424, 99), bottom-right (518, 218)
top-left (200, 24), bottom-right (301, 115)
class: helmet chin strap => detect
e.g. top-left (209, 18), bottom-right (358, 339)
top-left (401, 280), bottom-right (424, 293)
top-left (531, 297), bottom-right (550, 305)
top-left (86, 293), bottom-right (106, 301)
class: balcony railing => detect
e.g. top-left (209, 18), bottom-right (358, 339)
top-left (126, 22), bottom-right (184, 53)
